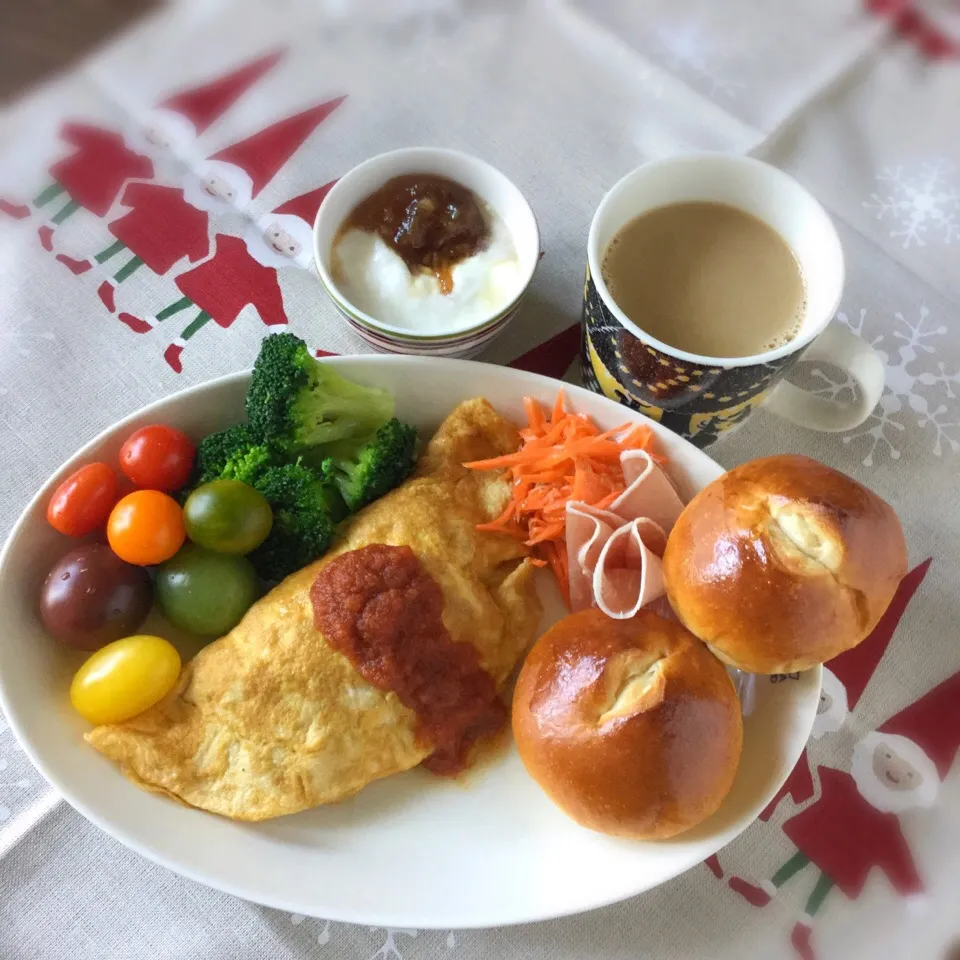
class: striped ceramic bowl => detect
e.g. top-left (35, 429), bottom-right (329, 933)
top-left (313, 147), bottom-right (540, 357)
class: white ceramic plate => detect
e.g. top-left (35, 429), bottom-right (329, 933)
top-left (0, 357), bottom-right (819, 929)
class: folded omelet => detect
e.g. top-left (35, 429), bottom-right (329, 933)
top-left (86, 398), bottom-right (541, 821)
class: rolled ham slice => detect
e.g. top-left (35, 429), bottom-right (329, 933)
top-left (566, 450), bottom-right (684, 619)
top-left (592, 518), bottom-right (667, 619)
top-left (563, 449), bottom-right (757, 715)
top-left (613, 449), bottom-right (687, 531)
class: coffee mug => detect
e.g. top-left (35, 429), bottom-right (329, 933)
top-left (581, 153), bottom-right (884, 448)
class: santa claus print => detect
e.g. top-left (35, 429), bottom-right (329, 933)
top-left (756, 749), bottom-right (816, 826)
top-left (180, 97), bottom-right (343, 214)
top-left (0, 50), bottom-right (283, 253)
top-left (58, 97), bottom-right (344, 316)
top-left (866, 0), bottom-right (960, 58)
top-left (13, 127), bottom-right (153, 253)
top-left (117, 181), bottom-right (336, 372)
top-left (707, 558), bottom-right (931, 887)
top-left (729, 665), bottom-right (958, 960)
top-left (704, 854), bottom-right (724, 879)
top-left (125, 49), bottom-right (285, 161)
top-left (762, 557), bottom-right (932, 826)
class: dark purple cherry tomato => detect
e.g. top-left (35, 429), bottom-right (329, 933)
top-left (40, 543), bottom-right (152, 650)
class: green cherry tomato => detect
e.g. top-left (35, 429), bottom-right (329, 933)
top-left (70, 634), bottom-right (181, 725)
top-left (155, 543), bottom-right (259, 637)
top-left (183, 479), bottom-right (273, 555)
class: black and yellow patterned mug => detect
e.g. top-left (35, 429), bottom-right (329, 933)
top-left (581, 154), bottom-right (885, 448)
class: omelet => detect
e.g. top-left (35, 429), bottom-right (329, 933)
top-left (86, 398), bottom-right (541, 821)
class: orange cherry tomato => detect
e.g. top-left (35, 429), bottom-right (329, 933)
top-left (119, 425), bottom-right (195, 492)
top-left (47, 463), bottom-right (119, 537)
top-left (107, 490), bottom-right (186, 566)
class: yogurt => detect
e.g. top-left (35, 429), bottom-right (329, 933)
top-left (330, 174), bottom-right (525, 335)
top-left (334, 214), bottom-right (523, 334)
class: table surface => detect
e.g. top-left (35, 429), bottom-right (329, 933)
top-left (1, 2), bottom-right (959, 959)
top-left (0, 0), bottom-right (157, 103)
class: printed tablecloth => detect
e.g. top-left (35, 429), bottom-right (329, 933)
top-left (1, 2), bottom-right (959, 958)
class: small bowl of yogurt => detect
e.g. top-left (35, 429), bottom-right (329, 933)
top-left (314, 147), bottom-right (540, 357)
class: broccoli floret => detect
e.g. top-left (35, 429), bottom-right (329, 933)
top-left (322, 418), bottom-right (418, 512)
top-left (220, 443), bottom-right (276, 485)
top-left (194, 424), bottom-right (257, 485)
top-left (177, 424), bottom-right (276, 503)
top-left (246, 333), bottom-right (394, 452)
top-left (246, 462), bottom-right (346, 582)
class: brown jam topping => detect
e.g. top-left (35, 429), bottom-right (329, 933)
top-left (337, 174), bottom-right (490, 294)
top-left (310, 543), bottom-right (506, 775)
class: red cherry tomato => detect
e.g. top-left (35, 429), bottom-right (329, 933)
top-left (119, 425), bottom-right (195, 492)
top-left (107, 490), bottom-right (186, 566)
top-left (47, 463), bottom-right (119, 537)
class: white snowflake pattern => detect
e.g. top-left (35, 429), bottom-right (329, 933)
top-left (286, 915), bottom-right (461, 955)
top-left (813, 307), bottom-right (959, 465)
top-left (846, 392), bottom-right (910, 467)
top-left (863, 160), bottom-right (960, 249)
top-left (837, 307), bottom-right (868, 339)
top-left (289, 913), bottom-right (331, 946)
top-left (653, 19), bottom-right (744, 98)
top-left (808, 310), bottom-right (870, 404)
top-left (373, 0), bottom-right (465, 40)
top-left (632, 61), bottom-right (667, 100)
top-left (808, 368), bottom-right (858, 404)
top-left (368, 928), bottom-right (418, 960)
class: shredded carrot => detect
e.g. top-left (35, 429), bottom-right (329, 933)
top-left (464, 391), bottom-right (665, 604)
top-left (539, 540), bottom-right (571, 608)
top-left (523, 396), bottom-right (546, 434)
top-left (594, 489), bottom-right (622, 511)
top-left (551, 390), bottom-right (566, 424)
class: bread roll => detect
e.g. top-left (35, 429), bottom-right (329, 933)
top-left (663, 454), bottom-right (907, 674)
top-left (512, 609), bottom-right (742, 840)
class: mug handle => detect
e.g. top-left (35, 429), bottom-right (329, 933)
top-left (762, 323), bottom-right (885, 432)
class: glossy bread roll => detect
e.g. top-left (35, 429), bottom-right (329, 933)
top-left (512, 609), bottom-right (742, 840)
top-left (663, 454), bottom-right (907, 674)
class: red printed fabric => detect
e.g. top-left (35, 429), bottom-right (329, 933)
top-left (175, 234), bottom-right (286, 328)
top-left (110, 183), bottom-right (210, 274)
top-left (865, 0), bottom-right (960, 58)
top-left (783, 767), bottom-right (923, 898)
top-left (1, 2), bottom-right (959, 959)
top-left (759, 750), bottom-right (815, 822)
top-left (50, 124), bottom-right (153, 216)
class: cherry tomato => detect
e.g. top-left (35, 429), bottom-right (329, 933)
top-left (184, 480), bottom-right (273, 555)
top-left (107, 490), bottom-right (186, 566)
top-left (119, 425), bottom-right (195, 492)
top-left (156, 544), bottom-right (259, 636)
top-left (40, 543), bottom-right (152, 650)
top-left (46, 463), bottom-right (118, 537)
top-left (70, 634), bottom-right (181, 725)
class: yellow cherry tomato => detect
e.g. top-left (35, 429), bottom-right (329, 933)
top-left (70, 634), bottom-right (181, 725)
